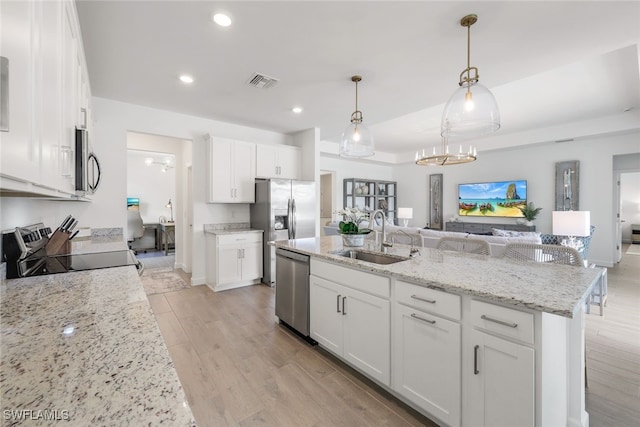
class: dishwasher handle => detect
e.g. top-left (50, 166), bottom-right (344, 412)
top-left (275, 248), bottom-right (309, 263)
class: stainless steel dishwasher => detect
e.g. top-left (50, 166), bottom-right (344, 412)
top-left (275, 248), bottom-right (311, 338)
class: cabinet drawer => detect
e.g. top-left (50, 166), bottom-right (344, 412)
top-left (396, 280), bottom-right (461, 321)
top-left (310, 259), bottom-right (390, 299)
top-left (217, 233), bottom-right (262, 246)
top-left (470, 300), bottom-right (534, 345)
top-left (464, 223), bottom-right (484, 233)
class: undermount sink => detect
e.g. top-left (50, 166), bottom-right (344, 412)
top-left (331, 249), bottom-right (410, 265)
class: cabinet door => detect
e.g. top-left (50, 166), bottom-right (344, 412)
top-left (240, 242), bottom-right (262, 281)
top-left (208, 138), bottom-right (233, 202)
top-left (217, 246), bottom-right (240, 285)
top-left (60, 1), bottom-right (78, 185)
top-left (394, 304), bottom-right (461, 427)
top-left (343, 287), bottom-right (391, 385)
top-left (39, 0), bottom-right (65, 191)
top-left (466, 329), bottom-right (535, 427)
top-left (255, 144), bottom-right (278, 178)
top-left (0, 0), bottom-right (39, 183)
top-left (232, 141), bottom-right (255, 202)
top-left (277, 146), bottom-right (301, 180)
top-left (309, 275), bottom-right (344, 356)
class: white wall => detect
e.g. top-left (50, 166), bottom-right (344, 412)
top-left (390, 131), bottom-right (640, 267)
top-left (319, 155), bottom-right (394, 223)
top-left (127, 150), bottom-right (176, 223)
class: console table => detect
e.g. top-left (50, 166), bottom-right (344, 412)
top-left (160, 222), bottom-right (175, 255)
top-left (445, 221), bottom-right (536, 234)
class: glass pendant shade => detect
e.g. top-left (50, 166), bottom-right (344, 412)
top-left (340, 122), bottom-right (374, 157)
top-left (441, 80), bottom-right (500, 139)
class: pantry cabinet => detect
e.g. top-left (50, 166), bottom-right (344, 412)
top-left (205, 232), bottom-right (263, 292)
top-left (206, 136), bottom-right (256, 203)
top-left (255, 144), bottom-right (301, 179)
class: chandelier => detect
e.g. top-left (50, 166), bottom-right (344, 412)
top-left (441, 14), bottom-right (500, 140)
top-left (339, 75), bottom-right (374, 158)
top-left (415, 135), bottom-right (477, 166)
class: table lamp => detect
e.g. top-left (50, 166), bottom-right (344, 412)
top-left (165, 199), bottom-right (174, 222)
top-left (552, 211), bottom-right (590, 249)
top-left (397, 207), bottom-right (413, 227)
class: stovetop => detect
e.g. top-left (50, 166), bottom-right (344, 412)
top-left (19, 250), bottom-right (141, 277)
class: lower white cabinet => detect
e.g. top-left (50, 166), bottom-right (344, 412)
top-left (206, 232), bottom-right (262, 292)
top-left (393, 303), bottom-right (461, 427)
top-left (310, 274), bottom-right (390, 385)
top-left (464, 300), bottom-right (535, 427)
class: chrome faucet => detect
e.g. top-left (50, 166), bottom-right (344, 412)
top-left (392, 229), bottom-right (421, 258)
top-left (371, 209), bottom-right (393, 253)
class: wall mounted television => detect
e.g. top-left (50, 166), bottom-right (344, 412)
top-left (458, 180), bottom-right (527, 217)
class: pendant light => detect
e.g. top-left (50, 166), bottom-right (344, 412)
top-left (441, 14), bottom-right (500, 140)
top-left (340, 75), bottom-right (374, 158)
top-left (415, 134), bottom-right (477, 166)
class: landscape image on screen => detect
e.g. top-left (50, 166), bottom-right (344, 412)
top-left (458, 180), bottom-right (527, 217)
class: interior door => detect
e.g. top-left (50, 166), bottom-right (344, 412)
top-left (615, 174), bottom-right (623, 262)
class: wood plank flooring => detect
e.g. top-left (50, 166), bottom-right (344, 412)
top-left (142, 248), bottom-right (640, 426)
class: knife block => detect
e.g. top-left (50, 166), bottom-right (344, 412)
top-left (45, 231), bottom-right (72, 256)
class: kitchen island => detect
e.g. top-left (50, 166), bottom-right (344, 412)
top-left (273, 236), bottom-right (603, 427)
top-left (0, 238), bottom-right (195, 426)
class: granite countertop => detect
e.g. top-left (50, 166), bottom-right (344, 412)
top-left (203, 223), bottom-right (263, 235)
top-left (273, 236), bottom-right (603, 318)
top-left (0, 266), bottom-right (195, 426)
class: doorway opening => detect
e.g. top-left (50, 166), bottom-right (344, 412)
top-left (320, 170), bottom-right (335, 235)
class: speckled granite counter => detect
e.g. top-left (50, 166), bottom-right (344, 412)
top-left (0, 265), bottom-right (195, 425)
top-left (273, 236), bottom-right (603, 318)
top-left (203, 223), bottom-right (263, 236)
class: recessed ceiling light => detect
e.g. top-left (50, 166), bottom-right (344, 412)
top-left (179, 75), bottom-right (194, 84)
top-left (213, 13), bottom-right (232, 27)
top-left (292, 107), bottom-right (303, 114)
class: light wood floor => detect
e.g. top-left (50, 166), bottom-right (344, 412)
top-left (144, 248), bottom-right (640, 426)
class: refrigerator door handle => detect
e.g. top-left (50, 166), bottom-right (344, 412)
top-left (287, 198), bottom-right (293, 239)
top-left (292, 199), bottom-right (297, 239)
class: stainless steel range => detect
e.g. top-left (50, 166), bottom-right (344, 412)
top-left (2, 217), bottom-right (142, 279)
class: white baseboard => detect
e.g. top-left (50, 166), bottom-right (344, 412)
top-left (190, 276), bottom-right (206, 286)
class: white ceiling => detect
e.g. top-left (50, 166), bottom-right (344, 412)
top-left (76, 1), bottom-right (640, 156)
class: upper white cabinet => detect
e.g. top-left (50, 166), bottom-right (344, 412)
top-left (0, 0), bottom-right (39, 184)
top-left (0, 0), bottom-right (89, 197)
top-left (255, 144), bottom-right (301, 180)
top-left (206, 135), bottom-right (256, 203)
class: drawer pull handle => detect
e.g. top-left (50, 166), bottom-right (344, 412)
top-left (411, 294), bottom-right (436, 304)
top-left (342, 296), bottom-right (347, 315)
top-left (337, 294), bottom-right (341, 313)
top-left (481, 314), bottom-right (518, 328)
top-left (474, 345), bottom-right (480, 375)
top-left (410, 313), bottom-right (436, 325)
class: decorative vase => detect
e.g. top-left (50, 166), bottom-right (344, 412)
top-left (361, 185), bottom-right (369, 195)
top-left (525, 220), bottom-right (534, 226)
top-left (342, 234), bottom-right (365, 247)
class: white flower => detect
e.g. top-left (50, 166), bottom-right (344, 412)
top-left (335, 207), bottom-right (369, 226)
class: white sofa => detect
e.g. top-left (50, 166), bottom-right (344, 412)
top-left (326, 221), bottom-right (542, 257)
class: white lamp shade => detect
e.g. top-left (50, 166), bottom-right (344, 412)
top-left (441, 81), bottom-right (500, 140)
top-left (552, 211), bottom-right (590, 237)
top-left (398, 207), bottom-right (413, 219)
top-left (339, 123), bottom-right (374, 158)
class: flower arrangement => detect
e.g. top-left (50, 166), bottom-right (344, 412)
top-left (335, 207), bottom-right (372, 235)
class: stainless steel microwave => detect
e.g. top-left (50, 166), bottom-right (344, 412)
top-left (75, 128), bottom-right (101, 194)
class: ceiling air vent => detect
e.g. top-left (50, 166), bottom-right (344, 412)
top-left (247, 72), bottom-right (279, 89)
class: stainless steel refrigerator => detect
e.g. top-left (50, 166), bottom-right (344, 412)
top-left (250, 179), bottom-right (316, 286)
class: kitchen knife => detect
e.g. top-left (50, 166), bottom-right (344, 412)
top-left (58, 215), bottom-right (73, 231)
top-left (69, 230), bottom-right (79, 240)
top-left (67, 219), bottom-right (79, 233)
top-left (61, 216), bottom-right (75, 232)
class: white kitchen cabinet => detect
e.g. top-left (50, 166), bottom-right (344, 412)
top-left (310, 270), bottom-right (390, 385)
top-left (0, 0), bottom-right (89, 197)
top-left (206, 136), bottom-right (256, 203)
top-left (393, 282), bottom-right (461, 427)
top-left (255, 144), bottom-right (301, 180)
top-left (0, 0), bottom-right (39, 184)
top-left (206, 232), bottom-right (263, 292)
top-left (464, 300), bottom-right (535, 427)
